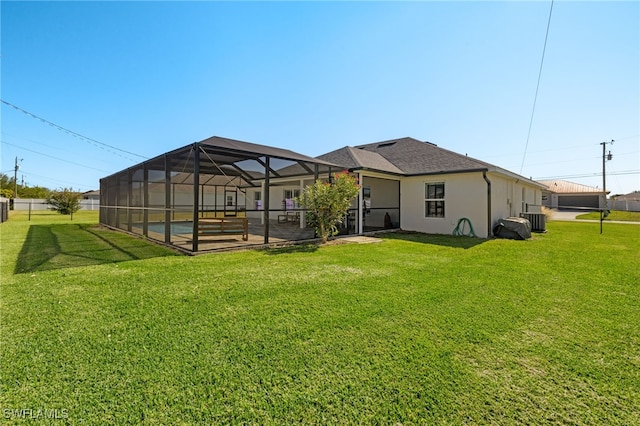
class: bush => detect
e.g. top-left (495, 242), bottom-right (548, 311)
top-left (47, 188), bottom-right (82, 217)
top-left (296, 171), bottom-right (360, 243)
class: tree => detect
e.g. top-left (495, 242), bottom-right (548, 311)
top-left (47, 188), bottom-right (81, 218)
top-left (296, 171), bottom-right (360, 244)
top-left (20, 185), bottom-right (51, 199)
top-left (0, 173), bottom-right (15, 195)
top-left (0, 173), bottom-right (52, 198)
top-left (0, 188), bottom-right (13, 199)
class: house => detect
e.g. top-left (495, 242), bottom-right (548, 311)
top-left (82, 190), bottom-right (100, 201)
top-left (538, 180), bottom-right (606, 210)
top-left (100, 136), bottom-right (545, 253)
top-left (318, 137), bottom-right (545, 238)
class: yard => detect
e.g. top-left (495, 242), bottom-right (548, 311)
top-left (575, 210), bottom-right (640, 222)
top-left (1, 211), bottom-right (639, 424)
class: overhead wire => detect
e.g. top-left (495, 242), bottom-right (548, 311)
top-left (520, 0), bottom-right (554, 174)
top-left (1, 140), bottom-right (110, 173)
top-left (534, 170), bottom-right (639, 180)
top-left (17, 169), bottom-right (95, 191)
top-left (1, 99), bottom-right (148, 162)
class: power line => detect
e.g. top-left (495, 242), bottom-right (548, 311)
top-left (1, 99), bottom-right (148, 162)
top-left (0, 140), bottom-right (111, 173)
top-left (520, 0), bottom-right (554, 174)
top-left (18, 169), bottom-right (95, 191)
top-left (534, 170), bottom-right (639, 180)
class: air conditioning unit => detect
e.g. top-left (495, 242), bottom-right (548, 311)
top-left (521, 212), bottom-right (547, 232)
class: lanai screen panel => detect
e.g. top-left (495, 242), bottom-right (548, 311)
top-left (361, 176), bottom-right (400, 231)
top-left (147, 159), bottom-right (166, 224)
top-left (130, 167), bottom-right (144, 234)
top-left (100, 137), bottom-right (342, 252)
top-left (197, 145), bottom-right (255, 219)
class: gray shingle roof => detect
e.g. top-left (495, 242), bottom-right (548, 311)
top-left (318, 146), bottom-right (405, 175)
top-left (321, 137), bottom-right (492, 175)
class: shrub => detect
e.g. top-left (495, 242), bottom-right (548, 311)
top-left (47, 188), bottom-right (82, 217)
top-left (296, 171), bottom-right (360, 243)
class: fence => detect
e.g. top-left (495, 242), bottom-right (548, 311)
top-left (12, 199), bottom-right (100, 211)
top-left (0, 197), bottom-right (8, 223)
top-left (610, 199), bottom-right (640, 212)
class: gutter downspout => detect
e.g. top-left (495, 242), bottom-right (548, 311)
top-left (483, 171), bottom-right (492, 237)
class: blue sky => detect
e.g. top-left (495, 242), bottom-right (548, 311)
top-left (1, 1), bottom-right (638, 195)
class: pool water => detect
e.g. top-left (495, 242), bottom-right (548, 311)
top-left (146, 221), bottom-right (193, 235)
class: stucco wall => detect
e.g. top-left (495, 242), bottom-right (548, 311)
top-left (400, 172), bottom-right (542, 238)
top-left (488, 172), bottom-right (542, 226)
top-left (400, 172), bottom-right (489, 237)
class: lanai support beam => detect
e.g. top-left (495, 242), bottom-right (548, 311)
top-left (143, 163), bottom-right (149, 237)
top-left (164, 154), bottom-right (171, 243)
top-left (264, 156), bottom-right (270, 245)
top-left (192, 144), bottom-right (201, 252)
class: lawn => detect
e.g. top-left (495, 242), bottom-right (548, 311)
top-left (575, 210), bottom-right (640, 222)
top-left (1, 211), bottom-right (639, 424)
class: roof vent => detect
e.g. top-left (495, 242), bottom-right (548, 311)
top-left (377, 142), bottom-right (396, 148)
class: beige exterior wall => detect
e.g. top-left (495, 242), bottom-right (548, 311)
top-left (400, 172), bottom-right (490, 237)
top-left (487, 172), bottom-right (540, 224)
top-left (400, 171), bottom-right (543, 238)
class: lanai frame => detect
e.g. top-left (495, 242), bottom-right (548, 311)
top-left (99, 136), bottom-right (343, 253)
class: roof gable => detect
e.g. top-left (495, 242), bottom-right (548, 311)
top-left (318, 146), bottom-right (404, 175)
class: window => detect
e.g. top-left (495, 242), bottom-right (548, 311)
top-left (284, 189), bottom-right (300, 200)
top-left (425, 182), bottom-right (445, 218)
top-left (283, 189), bottom-right (300, 210)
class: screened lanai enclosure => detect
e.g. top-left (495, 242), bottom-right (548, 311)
top-left (100, 136), bottom-right (369, 253)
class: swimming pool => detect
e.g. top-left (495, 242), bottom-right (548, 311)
top-left (146, 221), bottom-right (193, 235)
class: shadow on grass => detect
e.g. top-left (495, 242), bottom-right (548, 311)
top-left (381, 231), bottom-right (488, 249)
top-left (15, 224), bottom-right (177, 273)
top-left (263, 230), bottom-right (487, 254)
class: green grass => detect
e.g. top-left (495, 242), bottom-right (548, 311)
top-left (2, 211), bottom-right (639, 424)
top-left (575, 210), bottom-right (640, 221)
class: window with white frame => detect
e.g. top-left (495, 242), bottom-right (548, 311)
top-left (425, 182), bottom-right (445, 218)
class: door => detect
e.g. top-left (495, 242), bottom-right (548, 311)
top-left (224, 189), bottom-right (237, 216)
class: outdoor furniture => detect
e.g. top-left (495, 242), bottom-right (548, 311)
top-left (198, 217), bottom-right (248, 241)
top-left (278, 211), bottom-right (300, 224)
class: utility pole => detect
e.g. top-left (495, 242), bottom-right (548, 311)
top-left (13, 157), bottom-right (23, 199)
top-left (600, 140), bottom-right (614, 234)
